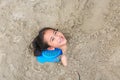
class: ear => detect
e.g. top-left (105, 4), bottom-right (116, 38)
top-left (47, 47), bottom-right (55, 50)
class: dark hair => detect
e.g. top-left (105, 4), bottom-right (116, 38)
top-left (32, 27), bottom-right (56, 56)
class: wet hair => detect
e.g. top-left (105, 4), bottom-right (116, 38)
top-left (32, 27), bottom-right (56, 56)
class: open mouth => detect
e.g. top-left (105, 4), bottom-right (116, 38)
top-left (59, 36), bottom-right (64, 43)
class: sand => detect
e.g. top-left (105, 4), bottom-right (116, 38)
top-left (0, 0), bottom-right (120, 80)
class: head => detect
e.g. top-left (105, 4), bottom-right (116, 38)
top-left (32, 27), bottom-right (67, 56)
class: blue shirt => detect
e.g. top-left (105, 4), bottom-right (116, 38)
top-left (36, 48), bottom-right (62, 63)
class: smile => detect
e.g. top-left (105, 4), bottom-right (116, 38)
top-left (59, 36), bottom-right (64, 43)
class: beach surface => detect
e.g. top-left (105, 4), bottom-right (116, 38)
top-left (0, 0), bottom-right (120, 80)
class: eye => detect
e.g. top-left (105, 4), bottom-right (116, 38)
top-left (51, 37), bottom-right (55, 41)
top-left (54, 31), bottom-right (57, 35)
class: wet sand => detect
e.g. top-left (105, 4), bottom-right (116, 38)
top-left (0, 0), bottom-right (120, 80)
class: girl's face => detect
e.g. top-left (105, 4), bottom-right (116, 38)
top-left (43, 29), bottom-right (67, 48)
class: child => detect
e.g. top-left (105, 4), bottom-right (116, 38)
top-left (32, 27), bottom-right (67, 66)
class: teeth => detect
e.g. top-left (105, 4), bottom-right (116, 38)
top-left (60, 38), bottom-right (61, 43)
top-left (59, 36), bottom-right (64, 43)
top-left (58, 38), bottom-right (61, 43)
top-left (59, 37), bottom-right (62, 43)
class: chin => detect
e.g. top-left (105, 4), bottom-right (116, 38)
top-left (61, 41), bottom-right (67, 46)
top-left (64, 39), bottom-right (67, 44)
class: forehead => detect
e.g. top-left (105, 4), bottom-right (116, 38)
top-left (44, 29), bottom-right (54, 41)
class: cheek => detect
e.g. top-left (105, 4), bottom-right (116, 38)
top-left (49, 42), bottom-right (60, 47)
top-left (52, 42), bottom-right (59, 47)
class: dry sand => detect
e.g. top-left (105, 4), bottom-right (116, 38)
top-left (0, 0), bottom-right (120, 80)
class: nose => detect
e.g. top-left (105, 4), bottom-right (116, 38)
top-left (55, 35), bottom-right (59, 39)
top-left (54, 34), bottom-right (60, 41)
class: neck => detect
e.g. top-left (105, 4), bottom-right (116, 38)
top-left (60, 44), bottom-right (67, 54)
